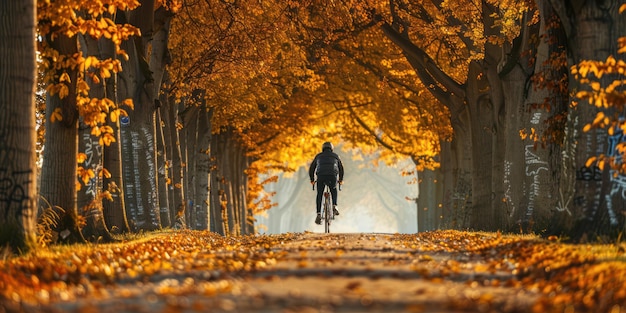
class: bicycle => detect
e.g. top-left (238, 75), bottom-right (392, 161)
top-left (313, 181), bottom-right (341, 233)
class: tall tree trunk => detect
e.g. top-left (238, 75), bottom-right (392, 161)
top-left (498, 7), bottom-right (556, 234)
top-left (552, 0), bottom-right (626, 239)
top-left (504, 2), bottom-right (570, 235)
top-left (151, 7), bottom-right (175, 228)
top-left (0, 0), bottom-right (38, 252)
top-left (210, 130), bottom-right (251, 235)
top-left (183, 105), bottom-right (199, 228)
top-left (40, 33), bottom-right (85, 244)
top-left (466, 61), bottom-right (497, 231)
top-left (164, 95), bottom-right (186, 228)
top-left (100, 28), bottom-right (130, 234)
top-left (446, 108), bottom-right (473, 229)
top-left (155, 106), bottom-right (171, 228)
top-left (193, 106), bottom-right (212, 230)
top-left (76, 35), bottom-right (115, 242)
top-left (118, 0), bottom-right (164, 231)
top-left (416, 167), bottom-right (442, 232)
top-left (382, 24), bottom-right (476, 228)
top-left (178, 102), bottom-right (190, 227)
top-left (118, 34), bottom-right (161, 230)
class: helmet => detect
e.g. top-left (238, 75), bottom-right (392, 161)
top-left (322, 142), bottom-right (333, 151)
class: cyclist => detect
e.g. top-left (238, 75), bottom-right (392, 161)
top-left (309, 141), bottom-right (344, 225)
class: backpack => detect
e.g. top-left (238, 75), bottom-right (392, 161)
top-left (316, 153), bottom-right (339, 176)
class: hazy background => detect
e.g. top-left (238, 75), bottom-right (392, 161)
top-left (256, 150), bottom-right (419, 234)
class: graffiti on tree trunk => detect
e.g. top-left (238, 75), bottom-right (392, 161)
top-left (0, 168), bottom-right (32, 221)
top-left (604, 129), bottom-right (626, 226)
top-left (81, 132), bottom-right (102, 199)
top-left (525, 144), bottom-right (548, 221)
top-left (0, 128), bottom-right (33, 220)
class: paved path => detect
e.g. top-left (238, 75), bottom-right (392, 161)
top-left (34, 232), bottom-right (537, 313)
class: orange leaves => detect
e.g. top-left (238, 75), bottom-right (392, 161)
top-left (572, 56), bottom-right (626, 81)
top-left (76, 166), bottom-right (95, 187)
top-left (573, 52), bottom-right (626, 171)
top-left (39, 0), bottom-right (139, 151)
top-left (50, 108), bottom-right (63, 122)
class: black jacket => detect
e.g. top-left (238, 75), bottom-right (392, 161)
top-left (309, 149), bottom-right (344, 181)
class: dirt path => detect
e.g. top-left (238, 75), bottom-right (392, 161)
top-left (29, 232), bottom-right (539, 313)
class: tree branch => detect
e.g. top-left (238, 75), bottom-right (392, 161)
top-left (381, 22), bottom-right (466, 100)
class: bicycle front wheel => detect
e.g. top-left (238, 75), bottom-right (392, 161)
top-left (324, 189), bottom-right (331, 233)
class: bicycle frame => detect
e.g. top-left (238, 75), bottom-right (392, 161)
top-left (313, 181), bottom-right (340, 233)
top-left (322, 184), bottom-right (333, 233)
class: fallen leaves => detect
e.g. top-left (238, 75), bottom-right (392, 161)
top-left (0, 230), bottom-right (287, 307)
top-left (1, 230), bottom-right (626, 312)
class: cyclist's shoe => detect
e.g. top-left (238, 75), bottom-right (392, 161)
top-left (333, 205), bottom-right (339, 216)
top-left (315, 214), bottom-right (322, 225)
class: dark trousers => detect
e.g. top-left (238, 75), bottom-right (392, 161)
top-left (316, 175), bottom-right (338, 214)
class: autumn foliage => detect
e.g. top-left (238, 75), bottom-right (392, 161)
top-left (2, 230), bottom-right (626, 312)
top-left (22, 0), bottom-right (626, 244)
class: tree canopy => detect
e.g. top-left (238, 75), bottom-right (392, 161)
top-left (3, 0), bottom-right (622, 248)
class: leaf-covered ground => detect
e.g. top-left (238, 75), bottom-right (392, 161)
top-left (1, 230), bottom-right (625, 312)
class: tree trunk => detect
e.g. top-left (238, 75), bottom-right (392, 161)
top-left (0, 0), bottom-right (38, 252)
top-left (193, 106), bottom-right (212, 230)
top-left (465, 61), bottom-right (497, 231)
top-left (118, 1), bottom-right (164, 231)
top-left (40, 33), bottom-right (85, 244)
top-left (151, 7), bottom-right (175, 228)
top-left (183, 105), bottom-right (199, 228)
top-left (155, 106), bottom-right (171, 228)
top-left (118, 41), bottom-right (161, 231)
top-left (210, 130), bottom-right (251, 235)
top-left (100, 26), bottom-right (130, 234)
top-left (553, 0), bottom-right (626, 239)
top-left (416, 167), bottom-right (442, 232)
top-left (76, 35), bottom-right (115, 242)
top-left (164, 96), bottom-right (186, 228)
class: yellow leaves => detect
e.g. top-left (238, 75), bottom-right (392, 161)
top-left (59, 72), bottom-right (71, 83)
top-left (110, 108), bottom-right (128, 123)
top-left (77, 166), bottom-right (95, 186)
top-left (619, 37), bottom-right (626, 54)
top-left (99, 132), bottom-right (116, 146)
top-left (77, 153), bottom-right (87, 163)
top-left (51, 108), bottom-right (63, 122)
top-left (573, 56), bottom-right (626, 80)
top-left (122, 99), bottom-right (134, 110)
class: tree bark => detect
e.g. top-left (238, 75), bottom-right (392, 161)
top-left (151, 6), bottom-right (175, 228)
top-left (76, 34), bottom-right (116, 242)
top-left (118, 0), bottom-right (165, 231)
top-left (192, 105), bottom-right (212, 230)
top-left (100, 26), bottom-right (131, 234)
top-left (0, 0), bottom-right (38, 252)
top-left (416, 167), bottom-right (442, 232)
top-left (210, 129), bottom-right (251, 235)
top-left (183, 105), bottom-right (199, 228)
top-left (40, 35), bottom-right (85, 244)
top-left (155, 106), bottom-right (171, 228)
top-left (553, 0), bottom-right (626, 239)
top-left (164, 95), bottom-right (186, 228)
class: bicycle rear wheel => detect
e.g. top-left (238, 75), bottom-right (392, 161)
top-left (323, 186), bottom-right (331, 233)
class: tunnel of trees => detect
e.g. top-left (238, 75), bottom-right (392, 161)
top-left (1, 0), bottom-right (626, 252)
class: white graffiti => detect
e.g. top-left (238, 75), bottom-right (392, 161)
top-left (82, 132), bottom-right (102, 198)
top-left (604, 129), bottom-right (626, 226)
top-left (525, 145), bottom-right (548, 176)
top-left (530, 112), bottom-right (542, 125)
top-left (503, 160), bottom-right (516, 217)
top-left (525, 144), bottom-right (548, 220)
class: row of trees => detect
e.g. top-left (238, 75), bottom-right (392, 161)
top-left (1, 0), bottom-right (625, 252)
top-left (385, 0), bottom-right (626, 240)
